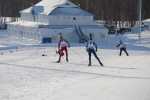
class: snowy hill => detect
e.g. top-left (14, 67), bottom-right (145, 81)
top-left (0, 30), bottom-right (150, 100)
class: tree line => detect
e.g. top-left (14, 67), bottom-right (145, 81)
top-left (0, 0), bottom-right (40, 17)
top-left (72, 0), bottom-right (150, 27)
top-left (0, 0), bottom-right (150, 27)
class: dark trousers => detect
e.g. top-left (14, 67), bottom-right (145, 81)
top-left (58, 47), bottom-right (68, 62)
top-left (88, 49), bottom-right (103, 66)
top-left (120, 47), bottom-right (129, 56)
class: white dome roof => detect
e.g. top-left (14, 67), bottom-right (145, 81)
top-left (21, 0), bottom-right (76, 15)
top-left (20, 0), bottom-right (93, 16)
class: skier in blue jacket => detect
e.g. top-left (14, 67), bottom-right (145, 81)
top-left (116, 40), bottom-right (129, 56)
top-left (86, 34), bottom-right (104, 66)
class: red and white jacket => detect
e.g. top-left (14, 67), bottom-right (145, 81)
top-left (58, 40), bottom-right (69, 49)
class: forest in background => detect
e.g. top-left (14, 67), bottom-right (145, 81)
top-left (0, 0), bottom-right (150, 27)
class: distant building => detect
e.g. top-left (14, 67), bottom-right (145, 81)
top-left (143, 19), bottom-right (150, 30)
top-left (7, 0), bottom-right (108, 43)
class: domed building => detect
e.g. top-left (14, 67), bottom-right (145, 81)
top-left (8, 0), bottom-right (108, 43)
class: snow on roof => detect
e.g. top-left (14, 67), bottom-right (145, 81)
top-left (143, 18), bottom-right (150, 22)
top-left (20, 0), bottom-right (79, 15)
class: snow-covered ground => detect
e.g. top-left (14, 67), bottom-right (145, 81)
top-left (0, 30), bottom-right (150, 100)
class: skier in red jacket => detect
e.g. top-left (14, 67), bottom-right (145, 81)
top-left (56, 35), bottom-right (70, 63)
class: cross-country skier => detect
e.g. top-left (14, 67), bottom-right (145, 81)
top-left (116, 40), bottom-right (129, 56)
top-left (56, 34), bottom-right (70, 63)
top-left (86, 33), bottom-right (104, 66)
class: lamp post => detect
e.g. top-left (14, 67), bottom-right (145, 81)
top-left (138, 0), bottom-right (142, 41)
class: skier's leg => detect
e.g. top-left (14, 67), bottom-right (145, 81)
top-left (88, 50), bottom-right (92, 66)
top-left (92, 50), bottom-right (103, 66)
top-left (119, 48), bottom-right (123, 56)
top-left (64, 47), bottom-right (69, 62)
top-left (123, 48), bottom-right (129, 56)
top-left (57, 55), bottom-right (61, 63)
top-left (57, 48), bottom-right (63, 63)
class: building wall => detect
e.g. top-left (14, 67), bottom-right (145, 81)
top-left (7, 24), bottom-right (79, 43)
top-left (11, 11), bottom-right (108, 43)
top-left (21, 12), bottom-right (94, 25)
top-left (21, 13), bottom-right (49, 24)
top-left (21, 13), bottom-right (34, 22)
top-left (48, 16), bottom-right (94, 25)
top-left (37, 14), bottom-right (49, 24)
top-left (7, 23), bottom-right (108, 44)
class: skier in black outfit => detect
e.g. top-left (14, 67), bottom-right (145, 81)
top-left (86, 34), bottom-right (104, 66)
top-left (116, 40), bottom-right (129, 56)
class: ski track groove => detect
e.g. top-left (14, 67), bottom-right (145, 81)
top-left (0, 62), bottom-right (149, 80)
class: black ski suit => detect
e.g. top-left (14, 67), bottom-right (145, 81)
top-left (86, 40), bottom-right (103, 66)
